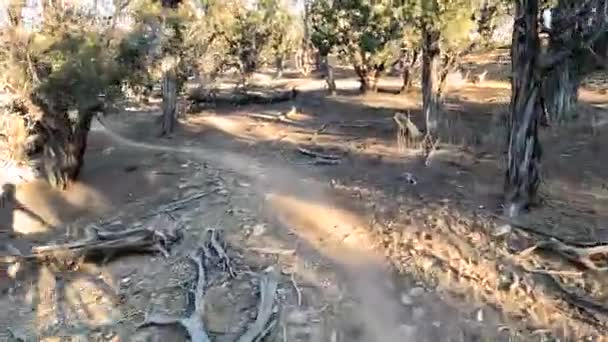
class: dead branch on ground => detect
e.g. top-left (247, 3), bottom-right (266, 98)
top-left (138, 249), bottom-right (211, 342)
top-left (236, 267), bottom-right (280, 342)
top-left (189, 88), bottom-right (298, 107)
top-left (297, 146), bottom-right (341, 165)
top-left (0, 192), bottom-right (211, 266)
top-left (522, 238), bottom-right (608, 272)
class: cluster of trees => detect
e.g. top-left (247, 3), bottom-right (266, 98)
top-left (0, 0), bottom-right (606, 217)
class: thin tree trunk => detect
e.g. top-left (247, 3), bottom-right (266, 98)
top-left (400, 50), bottom-right (418, 94)
top-left (422, 27), bottom-right (441, 137)
top-left (67, 109), bottom-right (94, 181)
top-left (320, 54), bottom-right (336, 95)
top-left (505, 0), bottom-right (542, 217)
top-left (161, 66), bottom-right (178, 135)
top-left (275, 55), bottom-right (284, 79)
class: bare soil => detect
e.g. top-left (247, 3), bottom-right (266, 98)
top-left (1, 49), bottom-right (607, 341)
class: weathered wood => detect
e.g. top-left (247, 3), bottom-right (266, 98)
top-left (161, 63), bottom-right (178, 136)
top-left (505, 0), bottom-right (542, 217)
top-left (422, 24), bottom-right (441, 138)
top-left (189, 88), bottom-right (298, 106)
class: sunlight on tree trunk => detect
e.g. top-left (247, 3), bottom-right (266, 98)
top-left (275, 55), bottom-right (284, 79)
top-left (505, 0), bottom-right (542, 217)
top-left (400, 50), bottom-right (418, 94)
top-left (422, 27), bottom-right (441, 137)
top-left (161, 58), bottom-right (178, 136)
top-left (355, 66), bottom-right (380, 94)
top-left (319, 54), bottom-right (336, 95)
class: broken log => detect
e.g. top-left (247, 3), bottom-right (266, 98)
top-left (189, 88), bottom-right (298, 107)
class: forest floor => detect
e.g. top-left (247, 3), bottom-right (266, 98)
top-left (1, 48), bottom-right (608, 341)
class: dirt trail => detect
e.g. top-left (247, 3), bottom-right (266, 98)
top-left (82, 114), bottom-right (515, 341)
top-left (95, 116), bottom-right (416, 341)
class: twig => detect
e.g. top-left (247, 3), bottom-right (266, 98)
top-left (236, 267), bottom-right (279, 342)
top-left (291, 272), bottom-right (303, 306)
top-left (206, 228), bottom-right (236, 277)
top-left (249, 247), bottom-right (296, 256)
top-left (297, 147), bottom-right (341, 160)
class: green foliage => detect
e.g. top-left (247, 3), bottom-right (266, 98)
top-left (309, 0), bottom-right (339, 56)
top-left (0, 8), bottom-right (127, 115)
top-left (309, 0), bottom-right (403, 89)
top-left (402, 0), bottom-right (479, 50)
top-left (262, 0), bottom-right (301, 65)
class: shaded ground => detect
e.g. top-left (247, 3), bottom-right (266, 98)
top-left (1, 50), bottom-right (607, 341)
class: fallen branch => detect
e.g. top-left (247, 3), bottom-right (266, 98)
top-left (190, 88), bottom-right (297, 106)
top-left (205, 228), bottom-right (236, 277)
top-left (138, 250), bottom-right (211, 342)
top-left (297, 147), bottom-right (341, 161)
top-left (0, 226), bottom-right (177, 264)
top-left (236, 267), bottom-right (279, 342)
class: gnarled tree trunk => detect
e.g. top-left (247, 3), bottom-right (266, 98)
top-left (422, 27), bottom-right (441, 138)
top-left (505, 0), bottom-right (542, 217)
top-left (355, 65), bottom-right (382, 94)
top-left (542, 61), bottom-right (579, 123)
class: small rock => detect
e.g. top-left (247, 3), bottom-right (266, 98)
top-left (252, 223), bottom-right (267, 237)
top-left (400, 293), bottom-right (413, 306)
top-left (412, 307), bottom-right (425, 321)
top-left (493, 224), bottom-right (512, 237)
top-left (7, 262), bottom-right (21, 278)
top-left (409, 287), bottom-right (425, 297)
top-left (120, 277), bottom-right (132, 286)
top-left (476, 308), bottom-right (484, 322)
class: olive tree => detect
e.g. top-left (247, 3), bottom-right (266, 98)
top-left (541, 0), bottom-right (608, 123)
top-left (0, 3), bottom-right (126, 188)
top-left (404, 0), bottom-right (479, 137)
top-left (309, 0), bottom-right (339, 94)
top-left (505, 0), bottom-right (607, 216)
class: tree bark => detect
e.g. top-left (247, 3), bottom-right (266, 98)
top-left (66, 109), bottom-right (94, 181)
top-left (275, 55), bottom-right (284, 79)
top-left (505, 0), bottom-right (542, 217)
top-left (355, 65), bottom-right (382, 94)
top-left (161, 66), bottom-right (178, 136)
top-left (319, 54), bottom-right (336, 95)
top-left (400, 50), bottom-right (419, 94)
top-left (541, 0), bottom-right (580, 123)
top-left (542, 61), bottom-right (579, 123)
top-left (422, 27), bottom-right (441, 137)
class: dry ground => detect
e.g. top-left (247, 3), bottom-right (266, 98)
top-left (1, 49), bottom-right (607, 341)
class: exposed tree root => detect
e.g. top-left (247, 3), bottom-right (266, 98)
top-left (237, 267), bottom-right (280, 342)
top-left (139, 250), bottom-right (211, 342)
top-left (523, 238), bottom-right (608, 271)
